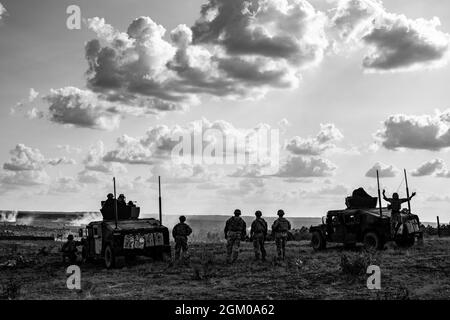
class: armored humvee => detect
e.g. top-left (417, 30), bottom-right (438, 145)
top-left (310, 208), bottom-right (421, 251)
top-left (80, 193), bottom-right (171, 268)
top-left (80, 218), bottom-right (171, 268)
top-left (310, 186), bottom-right (422, 250)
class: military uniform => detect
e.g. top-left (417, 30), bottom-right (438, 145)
top-left (384, 196), bottom-right (409, 235)
top-left (251, 217), bottom-right (267, 260)
top-left (224, 216), bottom-right (246, 262)
top-left (172, 222), bottom-right (193, 260)
top-left (272, 217), bottom-right (291, 260)
top-left (62, 239), bottom-right (78, 264)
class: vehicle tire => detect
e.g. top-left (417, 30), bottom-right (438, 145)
top-left (363, 232), bottom-right (383, 250)
top-left (104, 245), bottom-right (115, 269)
top-left (311, 231), bottom-right (326, 251)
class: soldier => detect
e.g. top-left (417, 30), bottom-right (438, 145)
top-left (172, 216), bottom-right (193, 261)
top-left (272, 209), bottom-right (291, 260)
top-left (383, 190), bottom-right (416, 234)
top-left (224, 209), bottom-right (247, 263)
top-left (61, 234), bottom-right (78, 264)
top-left (251, 210), bottom-right (267, 261)
top-left (102, 193), bottom-right (114, 209)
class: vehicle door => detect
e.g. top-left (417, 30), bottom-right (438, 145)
top-left (330, 214), bottom-right (346, 242)
top-left (343, 213), bottom-right (358, 243)
top-left (93, 224), bottom-right (102, 255)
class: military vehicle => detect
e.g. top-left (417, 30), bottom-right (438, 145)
top-left (80, 177), bottom-right (171, 268)
top-left (310, 170), bottom-right (423, 251)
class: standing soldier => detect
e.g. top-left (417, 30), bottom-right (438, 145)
top-left (61, 234), bottom-right (78, 264)
top-left (172, 216), bottom-right (193, 261)
top-left (224, 209), bottom-right (247, 263)
top-left (272, 210), bottom-right (291, 260)
top-left (251, 210), bottom-right (267, 262)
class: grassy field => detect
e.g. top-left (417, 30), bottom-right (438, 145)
top-left (1, 236), bottom-right (449, 300)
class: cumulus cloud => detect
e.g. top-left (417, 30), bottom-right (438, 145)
top-left (3, 144), bottom-right (46, 171)
top-left (57, 145), bottom-right (82, 154)
top-left (77, 170), bottom-right (102, 184)
top-left (0, 144), bottom-right (53, 187)
top-left (0, 3), bottom-right (7, 20)
top-left (437, 170), bottom-right (450, 178)
top-left (375, 110), bottom-right (450, 151)
top-left (0, 170), bottom-right (50, 187)
top-left (365, 162), bottom-right (398, 177)
top-left (104, 118), bottom-right (278, 166)
top-left (331, 0), bottom-right (450, 72)
top-left (286, 123), bottom-right (343, 155)
top-left (2, 144), bottom-right (75, 171)
top-left (149, 162), bottom-right (220, 184)
top-left (411, 159), bottom-right (444, 177)
top-left (274, 156), bottom-right (337, 177)
top-left (43, 87), bottom-right (122, 130)
top-left (83, 0), bottom-right (328, 114)
top-left (48, 177), bottom-right (84, 194)
top-left (192, 0), bottom-right (328, 65)
top-left (83, 141), bottom-right (127, 174)
top-left (219, 178), bottom-right (266, 197)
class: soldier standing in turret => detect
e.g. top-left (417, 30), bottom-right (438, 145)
top-left (172, 215), bottom-right (193, 261)
top-left (251, 210), bottom-right (267, 262)
top-left (272, 209), bottom-right (291, 260)
top-left (224, 209), bottom-right (247, 263)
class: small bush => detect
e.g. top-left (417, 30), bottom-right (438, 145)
top-left (1, 279), bottom-right (21, 300)
top-left (340, 251), bottom-right (376, 276)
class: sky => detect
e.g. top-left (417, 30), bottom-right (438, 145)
top-left (0, 0), bottom-right (450, 222)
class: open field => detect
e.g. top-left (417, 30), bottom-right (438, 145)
top-left (1, 235), bottom-right (449, 300)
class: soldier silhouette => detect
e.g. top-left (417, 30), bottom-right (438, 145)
top-left (224, 209), bottom-right (246, 263)
top-left (172, 216), bottom-right (193, 261)
top-left (272, 210), bottom-right (291, 260)
top-left (251, 210), bottom-right (267, 262)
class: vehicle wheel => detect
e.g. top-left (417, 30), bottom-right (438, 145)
top-left (311, 231), bottom-right (326, 251)
top-left (104, 245), bottom-right (115, 269)
top-left (363, 232), bottom-right (383, 250)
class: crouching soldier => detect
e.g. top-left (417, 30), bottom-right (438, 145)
top-left (272, 210), bottom-right (291, 260)
top-left (61, 235), bottom-right (78, 264)
top-left (251, 211), bottom-right (267, 261)
top-left (224, 209), bottom-right (246, 263)
top-left (172, 216), bottom-right (193, 261)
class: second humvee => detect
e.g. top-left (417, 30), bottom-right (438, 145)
top-left (310, 208), bottom-right (422, 251)
top-left (80, 218), bottom-right (171, 269)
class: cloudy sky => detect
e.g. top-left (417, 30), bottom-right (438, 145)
top-left (1, 0), bottom-right (450, 222)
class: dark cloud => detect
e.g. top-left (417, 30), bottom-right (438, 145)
top-left (375, 110), bottom-right (450, 151)
top-left (411, 159), bottom-right (444, 177)
top-left (192, 0), bottom-right (327, 64)
top-left (43, 87), bottom-right (122, 130)
top-left (82, 1), bottom-right (328, 113)
top-left (365, 162), bottom-right (398, 178)
top-left (331, 0), bottom-right (450, 72)
top-left (363, 15), bottom-right (450, 71)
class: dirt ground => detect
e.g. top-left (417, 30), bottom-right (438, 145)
top-left (1, 236), bottom-right (449, 300)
